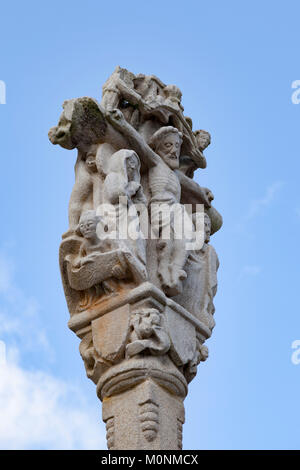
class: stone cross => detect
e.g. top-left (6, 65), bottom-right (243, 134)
top-left (49, 66), bottom-right (222, 450)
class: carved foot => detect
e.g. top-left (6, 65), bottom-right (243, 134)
top-left (126, 340), bottom-right (147, 358)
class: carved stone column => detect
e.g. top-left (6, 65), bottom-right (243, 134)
top-left (49, 66), bottom-right (222, 450)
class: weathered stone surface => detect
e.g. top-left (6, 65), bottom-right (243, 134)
top-left (102, 379), bottom-right (185, 450)
top-left (49, 66), bottom-right (221, 449)
top-left (92, 304), bottom-right (131, 363)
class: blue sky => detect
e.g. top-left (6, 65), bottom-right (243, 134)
top-left (0, 0), bottom-right (299, 449)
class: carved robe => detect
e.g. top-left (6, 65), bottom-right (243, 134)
top-left (175, 243), bottom-right (219, 331)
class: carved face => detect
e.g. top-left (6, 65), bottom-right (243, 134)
top-left (156, 133), bottom-right (181, 170)
top-left (164, 85), bottom-right (182, 105)
top-left (140, 310), bottom-right (160, 336)
top-left (195, 131), bottom-right (210, 152)
top-left (149, 311), bottom-right (160, 326)
top-left (126, 154), bottom-right (139, 181)
top-left (193, 212), bottom-right (211, 245)
top-left (79, 215), bottom-right (98, 239)
top-left (48, 113), bottom-right (74, 149)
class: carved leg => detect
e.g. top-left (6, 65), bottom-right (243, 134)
top-left (169, 238), bottom-right (188, 290)
top-left (157, 239), bottom-right (172, 289)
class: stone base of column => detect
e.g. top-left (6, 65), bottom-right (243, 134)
top-left (99, 354), bottom-right (187, 450)
top-left (66, 281), bottom-right (210, 449)
top-left (102, 378), bottom-right (185, 450)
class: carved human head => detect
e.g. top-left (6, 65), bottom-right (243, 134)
top-left (77, 210), bottom-right (101, 240)
top-left (48, 97), bottom-right (107, 152)
top-left (48, 100), bottom-right (75, 149)
top-left (125, 152), bottom-right (140, 181)
top-left (107, 149), bottom-right (141, 183)
top-left (149, 126), bottom-right (183, 170)
top-left (164, 85), bottom-right (182, 107)
top-left (194, 130), bottom-right (211, 151)
top-left (192, 212), bottom-right (211, 244)
top-left (134, 308), bottom-right (161, 337)
top-left (146, 308), bottom-right (161, 326)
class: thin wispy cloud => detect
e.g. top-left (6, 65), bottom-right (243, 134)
top-left (241, 265), bottom-right (262, 277)
top-left (241, 265), bottom-right (262, 276)
top-left (235, 181), bottom-right (285, 236)
top-left (237, 265), bottom-right (262, 283)
top-left (245, 181), bottom-right (285, 222)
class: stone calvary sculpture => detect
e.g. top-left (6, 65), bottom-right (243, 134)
top-left (49, 66), bottom-right (222, 450)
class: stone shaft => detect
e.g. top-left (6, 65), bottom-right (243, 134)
top-left (102, 379), bottom-right (185, 450)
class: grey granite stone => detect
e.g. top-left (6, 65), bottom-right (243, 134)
top-left (49, 67), bottom-right (222, 450)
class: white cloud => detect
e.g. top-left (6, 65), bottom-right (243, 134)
top-left (0, 341), bottom-right (6, 366)
top-left (244, 181), bottom-right (284, 223)
top-left (237, 265), bottom-right (262, 283)
top-left (0, 251), bottom-right (53, 357)
top-left (236, 182), bottom-right (285, 233)
top-left (0, 352), bottom-right (106, 450)
top-left (0, 250), bottom-right (107, 450)
top-left (241, 265), bottom-right (262, 276)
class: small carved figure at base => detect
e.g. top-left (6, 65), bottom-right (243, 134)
top-left (126, 308), bottom-right (170, 358)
